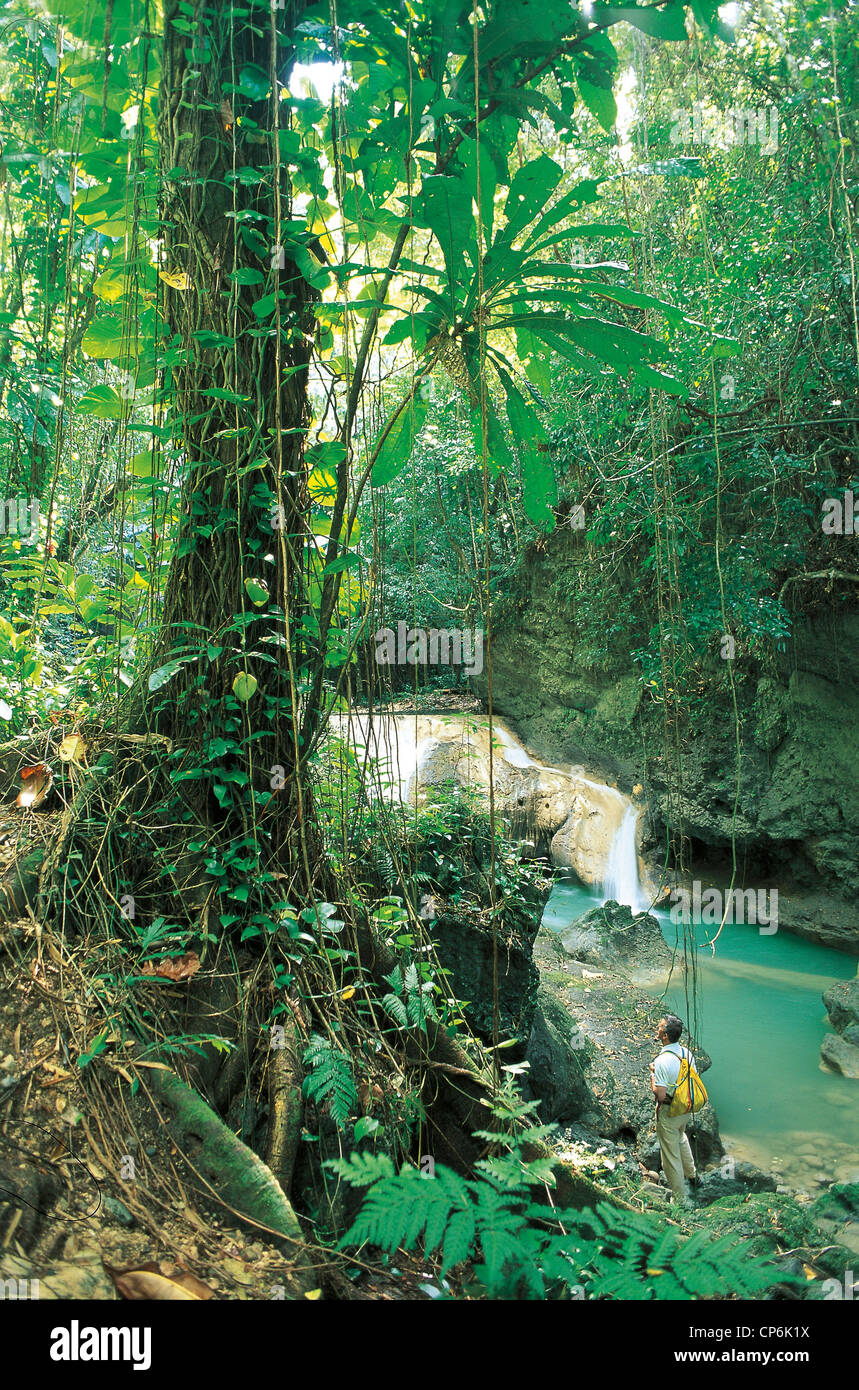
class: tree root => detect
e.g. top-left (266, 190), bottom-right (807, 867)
top-left (361, 921), bottom-right (629, 1210)
top-left (264, 1011), bottom-right (305, 1199)
top-left (144, 1067), bottom-right (319, 1296)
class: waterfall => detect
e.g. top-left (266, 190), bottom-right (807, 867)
top-left (602, 805), bottom-right (648, 911)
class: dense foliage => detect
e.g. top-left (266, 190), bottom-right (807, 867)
top-left (0, 0), bottom-right (854, 1303)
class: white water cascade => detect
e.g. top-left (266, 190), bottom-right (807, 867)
top-left (601, 804), bottom-right (649, 912)
top-left (327, 712), bottom-right (652, 898)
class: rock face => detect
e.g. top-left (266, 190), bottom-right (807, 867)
top-left (821, 1033), bottom-right (859, 1079)
top-left (694, 1161), bottom-right (779, 1206)
top-left (431, 902), bottom-right (541, 1043)
top-left (558, 900), bottom-right (671, 975)
top-left (821, 977), bottom-right (859, 1078)
top-left (823, 978), bottom-right (859, 1034)
top-left (473, 530), bottom-right (859, 953)
top-left (524, 985), bottom-right (599, 1124)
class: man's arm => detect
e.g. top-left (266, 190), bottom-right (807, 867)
top-left (649, 1061), bottom-right (668, 1105)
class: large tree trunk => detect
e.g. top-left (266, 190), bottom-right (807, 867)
top-left (153, 0), bottom-right (322, 866)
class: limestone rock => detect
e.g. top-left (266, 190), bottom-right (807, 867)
top-left (331, 712), bottom-right (641, 892)
top-left (0, 1250), bottom-right (116, 1300)
top-left (694, 1160), bottom-right (778, 1206)
top-left (558, 901), bottom-right (670, 974)
top-left (473, 537), bottom-right (859, 953)
top-left (431, 902), bottom-right (540, 1044)
top-left (823, 978), bottom-right (859, 1035)
top-left (524, 985), bottom-right (594, 1123)
top-left (821, 1032), bottom-right (859, 1079)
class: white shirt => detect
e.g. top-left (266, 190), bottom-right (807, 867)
top-left (654, 1042), bottom-right (695, 1092)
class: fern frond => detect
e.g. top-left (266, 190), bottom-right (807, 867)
top-left (326, 1151), bottom-right (397, 1187)
top-left (301, 1035), bottom-right (357, 1128)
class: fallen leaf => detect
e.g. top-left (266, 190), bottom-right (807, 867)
top-left (106, 1264), bottom-right (206, 1301)
top-left (141, 951), bottom-right (201, 982)
top-left (16, 764), bottom-right (53, 809)
top-left (340, 987), bottom-right (355, 1001)
top-left (58, 734), bottom-right (87, 765)
top-left (304, 1288), bottom-right (322, 1300)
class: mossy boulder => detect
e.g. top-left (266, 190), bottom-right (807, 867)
top-left (558, 901), bottom-right (670, 974)
top-left (524, 985), bottom-right (596, 1123)
top-left (823, 978), bottom-right (859, 1033)
top-left (431, 900), bottom-right (541, 1043)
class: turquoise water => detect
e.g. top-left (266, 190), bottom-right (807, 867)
top-left (543, 878), bottom-right (859, 1187)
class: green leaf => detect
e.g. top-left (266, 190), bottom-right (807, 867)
top-left (596, 3), bottom-right (688, 41)
top-left (371, 395), bottom-right (430, 487)
top-left (230, 268), bottom-right (265, 286)
top-left (244, 577), bottom-right (269, 606)
top-left (501, 377), bottom-right (557, 528)
top-left (461, 136), bottom-right (496, 248)
top-left (148, 655), bottom-right (199, 691)
top-left (471, 405), bottom-right (512, 477)
top-left (232, 672), bottom-right (258, 702)
top-left (411, 174), bottom-right (475, 289)
top-left (477, 0), bottom-right (578, 63)
top-left (252, 292), bottom-right (279, 319)
top-left (320, 552), bottom-right (360, 576)
top-left (500, 155), bottom-right (564, 247)
top-left (577, 77), bottom-right (617, 132)
top-left (235, 64), bottom-right (270, 100)
top-left (81, 318), bottom-right (127, 360)
top-left (130, 449), bottom-right (156, 477)
top-left (76, 384), bottom-right (128, 420)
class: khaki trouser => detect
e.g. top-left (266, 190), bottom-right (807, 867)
top-left (656, 1105), bottom-right (697, 1203)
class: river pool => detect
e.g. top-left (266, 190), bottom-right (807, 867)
top-left (542, 878), bottom-right (859, 1192)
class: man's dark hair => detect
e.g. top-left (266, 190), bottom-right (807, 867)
top-left (663, 1014), bottom-right (683, 1042)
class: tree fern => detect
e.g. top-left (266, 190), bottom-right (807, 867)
top-left (302, 1035), bottom-right (357, 1128)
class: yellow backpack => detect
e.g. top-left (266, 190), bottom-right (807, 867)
top-left (661, 1046), bottom-right (708, 1117)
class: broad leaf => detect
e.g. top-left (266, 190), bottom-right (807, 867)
top-left (371, 395), bottom-right (430, 486)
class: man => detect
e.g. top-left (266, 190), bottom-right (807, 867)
top-left (649, 1014), bottom-right (698, 1206)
